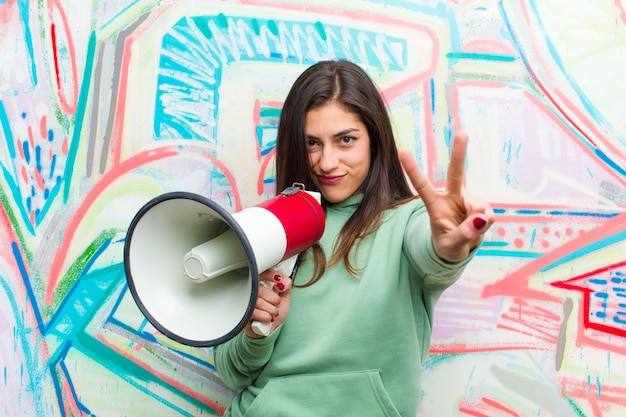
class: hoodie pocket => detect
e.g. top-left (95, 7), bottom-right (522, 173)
top-left (244, 370), bottom-right (401, 417)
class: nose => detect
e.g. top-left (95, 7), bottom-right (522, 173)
top-left (317, 146), bottom-right (339, 173)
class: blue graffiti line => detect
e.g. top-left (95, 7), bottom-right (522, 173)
top-left (12, 241), bottom-right (44, 328)
top-left (0, 271), bottom-right (46, 416)
top-left (74, 332), bottom-right (206, 417)
top-left (545, 210), bottom-right (620, 218)
top-left (0, 101), bottom-right (17, 158)
top-left (49, 344), bottom-right (95, 417)
top-left (256, 105), bottom-right (281, 157)
top-left (476, 249), bottom-right (543, 258)
top-left (45, 258), bottom-right (212, 415)
top-left (446, 52), bottom-right (517, 62)
top-left (540, 228), bottom-right (626, 271)
top-left (108, 282), bottom-right (216, 372)
top-left (62, 32), bottom-right (97, 205)
top-left (45, 238), bottom-right (114, 343)
top-left (0, 164), bottom-right (35, 236)
top-left (45, 254), bottom-right (220, 415)
top-left (155, 14), bottom-right (408, 141)
top-left (16, 0), bottom-right (38, 86)
top-left (501, 0), bottom-right (626, 179)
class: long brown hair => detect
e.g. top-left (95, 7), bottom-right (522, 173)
top-left (275, 60), bottom-right (414, 286)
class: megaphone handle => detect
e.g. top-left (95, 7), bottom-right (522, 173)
top-left (251, 255), bottom-right (298, 337)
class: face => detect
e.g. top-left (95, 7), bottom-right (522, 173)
top-left (305, 101), bottom-right (371, 204)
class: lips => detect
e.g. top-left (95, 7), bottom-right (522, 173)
top-left (317, 174), bottom-right (345, 185)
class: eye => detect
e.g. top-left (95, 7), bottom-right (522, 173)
top-left (306, 138), bottom-right (319, 148)
top-left (340, 136), bottom-right (356, 145)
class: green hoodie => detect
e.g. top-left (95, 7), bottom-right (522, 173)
top-left (215, 195), bottom-right (475, 416)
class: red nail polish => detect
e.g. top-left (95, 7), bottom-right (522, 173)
top-left (276, 282), bottom-right (285, 291)
top-left (473, 217), bottom-right (487, 230)
top-left (273, 274), bottom-right (281, 282)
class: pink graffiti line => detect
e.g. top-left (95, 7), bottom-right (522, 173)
top-left (253, 99), bottom-right (282, 197)
top-left (517, 1), bottom-right (626, 170)
top-left (0, 0), bottom-right (16, 23)
top-left (54, 362), bottom-right (91, 417)
top-left (483, 212), bottom-right (626, 302)
top-left (459, 396), bottom-right (522, 417)
top-left (616, 0), bottom-right (626, 25)
top-left (46, 146), bottom-right (242, 305)
top-left (105, 4), bottom-right (186, 167)
top-left (95, 333), bottom-right (226, 414)
top-left (557, 374), bottom-right (626, 417)
top-left (381, 76), bottom-right (443, 186)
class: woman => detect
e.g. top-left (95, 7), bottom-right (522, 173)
top-left (215, 60), bottom-right (494, 416)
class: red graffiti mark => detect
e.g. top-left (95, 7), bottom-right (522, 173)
top-left (551, 260), bottom-right (626, 338)
top-left (459, 396), bottom-right (522, 417)
top-left (48, 0), bottom-right (78, 114)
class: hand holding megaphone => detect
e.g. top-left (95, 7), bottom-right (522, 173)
top-left (124, 183), bottom-right (325, 347)
top-left (250, 255), bottom-right (298, 337)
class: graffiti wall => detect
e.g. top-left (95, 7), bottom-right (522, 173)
top-left (1, 0), bottom-right (624, 415)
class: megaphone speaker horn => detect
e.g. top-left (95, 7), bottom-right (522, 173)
top-left (123, 184), bottom-right (325, 347)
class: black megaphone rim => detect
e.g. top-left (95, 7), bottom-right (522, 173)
top-left (123, 191), bottom-right (259, 347)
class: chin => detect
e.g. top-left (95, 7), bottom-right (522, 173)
top-left (321, 193), bottom-right (349, 204)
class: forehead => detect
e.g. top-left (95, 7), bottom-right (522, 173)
top-left (305, 102), bottom-right (363, 131)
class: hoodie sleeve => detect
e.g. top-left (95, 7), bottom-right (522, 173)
top-left (214, 326), bottom-right (283, 391)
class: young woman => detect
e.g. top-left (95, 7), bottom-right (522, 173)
top-left (215, 60), bottom-right (494, 416)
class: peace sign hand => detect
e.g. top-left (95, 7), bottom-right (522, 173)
top-left (399, 131), bottom-right (494, 263)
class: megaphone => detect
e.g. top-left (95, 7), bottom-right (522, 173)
top-left (123, 183), bottom-right (325, 347)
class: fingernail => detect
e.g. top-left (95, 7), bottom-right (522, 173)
top-left (276, 282), bottom-right (285, 291)
top-left (473, 217), bottom-right (487, 230)
top-left (273, 274), bottom-right (281, 282)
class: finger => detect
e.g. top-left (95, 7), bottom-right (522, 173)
top-left (260, 270), bottom-right (292, 293)
top-left (446, 131), bottom-right (468, 195)
top-left (254, 294), bottom-right (280, 319)
top-left (398, 149), bottom-right (439, 206)
top-left (438, 214), bottom-right (489, 261)
top-left (258, 283), bottom-right (280, 305)
top-left (251, 306), bottom-right (277, 324)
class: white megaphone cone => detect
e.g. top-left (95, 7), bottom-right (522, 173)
top-left (123, 183), bottom-right (325, 347)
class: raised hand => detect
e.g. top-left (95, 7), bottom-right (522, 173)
top-left (398, 131), bottom-right (494, 263)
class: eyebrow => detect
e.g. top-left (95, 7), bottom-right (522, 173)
top-left (305, 127), bottom-right (360, 140)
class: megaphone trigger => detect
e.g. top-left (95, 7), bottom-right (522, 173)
top-left (250, 255), bottom-right (299, 337)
